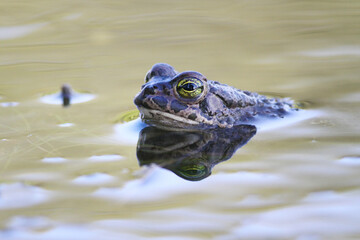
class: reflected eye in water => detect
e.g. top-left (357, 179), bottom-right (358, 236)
top-left (175, 163), bottom-right (209, 181)
top-left (176, 78), bottom-right (204, 99)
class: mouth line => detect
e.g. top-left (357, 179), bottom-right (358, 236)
top-left (138, 107), bottom-right (200, 125)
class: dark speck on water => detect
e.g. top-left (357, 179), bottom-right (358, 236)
top-left (61, 84), bottom-right (72, 107)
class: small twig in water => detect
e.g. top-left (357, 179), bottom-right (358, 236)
top-left (61, 84), bottom-right (72, 107)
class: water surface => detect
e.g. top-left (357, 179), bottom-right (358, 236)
top-left (1, 1), bottom-right (360, 239)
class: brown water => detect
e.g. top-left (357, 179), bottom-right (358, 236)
top-left (1, 1), bottom-right (360, 239)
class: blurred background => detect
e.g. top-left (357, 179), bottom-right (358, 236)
top-left (1, 1), bottom-right (360, 239)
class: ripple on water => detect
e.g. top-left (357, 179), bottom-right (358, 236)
top-left (7, 216), bottom-right (53, 231)
top-left (88, 154), bottom-right (123, 162)
top-left (0, 23), bottom-right (48, 40)
top-left (0, 183), bottom-right (50, 209)
top-left (227, 190), bottom-right (360, 240)
top-left (338, 92), bottom-right (360, 103)
top-left (93, 165), bottom-right (290, 203)
top-left (39, 92), bottom-right (96, 105)
top-left (0, 224), bottom-right (141, 240)
top-left (112, 118), bottom-right (148, 145)
top-left (13, 172), bottom-right (62, 182)
top-left (300, 45), bottom-right (360, 57)
top-left (336, 156), bottom-right (360, 166)
top-left (41, 157), bottom-right (67, 163)
top-left (57, 123), bottom-right (75, 127)
top-left (1, 102), bottom-right (19, 107)
top-left (257, 109), bottom-right (320, 132)
top-left (72, 173), bottom-right (116, 186)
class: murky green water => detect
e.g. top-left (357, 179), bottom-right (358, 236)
top-left (1, 1), bottom-right (360, 239)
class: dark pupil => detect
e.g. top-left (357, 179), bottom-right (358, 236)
top-left (182, 83), bottom-right (196, 91)
top-left (185, 169), bottom-right (201, 175)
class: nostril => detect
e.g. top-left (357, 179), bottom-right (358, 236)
top-left (153, 85), bottom-right (158, 89)
top-left (144, 86), bottom-right (155, 96)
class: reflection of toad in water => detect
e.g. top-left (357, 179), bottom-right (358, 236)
top-left (136, 125), bottom-right (257, 181)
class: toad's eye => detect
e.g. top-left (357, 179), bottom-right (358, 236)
top-left (176, 78), bottom-right (204, 99)
top-left (176, 164), bottom-right (208, 181)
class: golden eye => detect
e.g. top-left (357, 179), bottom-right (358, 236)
top-left (176, 78), bottom-right (204, 99)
